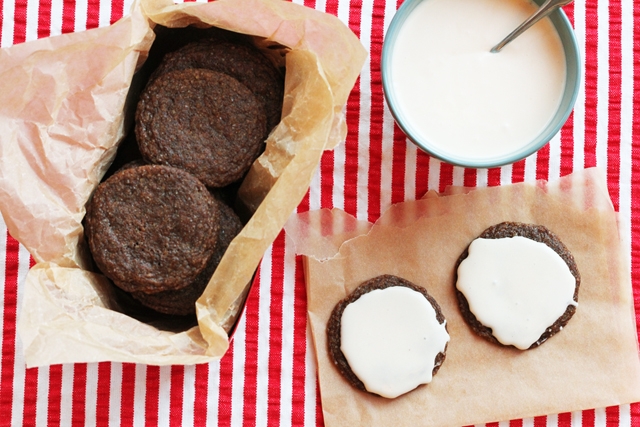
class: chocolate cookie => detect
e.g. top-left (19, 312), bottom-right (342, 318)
top-left (327, 275), bottom-right (449, 398)
top-left (84, 164), bottom-right (220, 294)
top-left (130, 201), bottom-right (243, 316)
top-left (135, 68), bottom-right (267, 188)
top-left (151, 38), bottom-right (284, 132)
top-left (455, 222), bottom-right (580, 350)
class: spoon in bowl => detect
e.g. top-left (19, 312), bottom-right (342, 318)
top-left (490, 0), bottom-right (574, 53)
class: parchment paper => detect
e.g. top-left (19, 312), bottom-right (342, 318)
top-left (286, 168), bottom-right (640, 427)
top-left (0, 0), bottom-right (366, 366)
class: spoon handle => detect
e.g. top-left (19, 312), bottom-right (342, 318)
top-left (490, 0), bottom-right (574, 53)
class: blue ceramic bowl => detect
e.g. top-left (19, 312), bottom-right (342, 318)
top-left (381, 0), bottom-right (581, 169)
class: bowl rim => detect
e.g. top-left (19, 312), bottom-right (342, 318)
top-left (381, 0), bottom-right (582, 169)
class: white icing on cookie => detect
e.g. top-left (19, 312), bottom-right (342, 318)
top-left (340, 286), bottom-right (449, 398)
top-left (457, 236), bottom-right (577, 350)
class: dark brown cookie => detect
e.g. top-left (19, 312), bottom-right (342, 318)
top-left (135, 68), bottom-right (267, 188)
top-left (130, 201), bottom-right (243, 316)
top-left (151, 38), bottom-right (284, 132)
top-left (84, 164), bottom-right (220, 294)
top-left (454, 222), bottom-right (580, 349)
top-left (326, 274), bottom-right (448, 396)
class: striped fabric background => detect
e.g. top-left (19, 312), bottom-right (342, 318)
top-left (0, 0), bottom-right (638, 426)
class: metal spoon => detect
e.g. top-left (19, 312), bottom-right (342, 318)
top-left (490, 0), bottom-right (574, 53)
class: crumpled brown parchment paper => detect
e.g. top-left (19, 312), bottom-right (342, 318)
top-left (286, 168), bottom-right (640, 427)
top-left (0, 0), bottom-right (366, 367)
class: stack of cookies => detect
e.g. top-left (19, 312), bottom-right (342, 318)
top-left (84, 29), bottom-right (285, 320)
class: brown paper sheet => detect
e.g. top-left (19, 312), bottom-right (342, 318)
top-left (0, 0), bottom-right (366, 366)
top-left (287, 168), bottom-right (640, 427)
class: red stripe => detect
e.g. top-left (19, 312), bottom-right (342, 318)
top-left (606, 406), bottom-right (620, 427)
top-left (438, 162), bottom-right (453, 193)
top-left (96, 362), bottom-right (111, 427)
top-left (509, 419), bottom-right (523, 427)
top-left (606, 0), bottom-right (622, 210)
top-left (87, 0), bottom-right (100, 30)
top-left (324, 0), bottom-right (338, 20)
top-left (22, 367), bottom-right (38, 427)
top-left (72, 364), bottom-right (87, 427)
top-left (119, 363), bottom-right (136, 427)
top-left (61, 0), bottom-right (75, 34)
top-left (534, 415), bottom-right (547, 427)
top-left (169, 365), bottom-right (184, 427)
top-left (37, 0), bottom-right (52, 39)
top-left (536, 143), bottom-right (550, 182)
top-left (557, 411), bottom-right (573, 427)
top-left (463, 168), bottom-right (477, 188)
top-left (315, 380), bottom-right (324, 427)
top-left (242, 271), bottom-right (261, 427)
top-left (582, 409), bottom-right (596, 427)
top-left (47, 365), bottom-right (63, 427)
top-left (320, 148), bottom-right (335, 209)
top-left (583, 0), bottom-right (599, 168)
top-left (12, 0), bottom-right (26, 44)
top-left (267, 232), bottom-right (286, 426)
top-left (217, 343), bottom-right (234, 427)
top-left (343, 0), bottom-right (363, 217)
top-left (110, 0), bottom-right (125, 25)
top-left (631, 402), bottom-right (640, 426)
top-left (511, 159), bottom-right (526, 183)
top-left (487, 168), bottom-right (502, 187)
top-left (290, 255), bottom-right (308, 426)
top-left (1, 234), bottom-right (19, 421)
top-left (193, 363), bottom-right (209, 427)
top-left (632, 0), bottom-right (640, 347)
top-left (367, 0), bottom-right (387, 221)
top-left (144, 366), bottom-right (160, 427)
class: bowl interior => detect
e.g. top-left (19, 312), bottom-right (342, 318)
top-left (381, 0), bottom-right (581, 169)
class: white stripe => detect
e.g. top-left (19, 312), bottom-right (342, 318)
top-left (524, 152), bottom-right (537, 183)
top-left (380, 0), bottom-right (400, 209)
top-left (619, 404), bottom-right (632, 427)
top-left (308, 162), bottom-right (322, 212)
top-left (132, 364), bottom-right (147, 427)
top-left (256, 246), bottom-right (273, 427)
top-left (206, 362), bottom-right (221, 427)
top-left (123, 0), bottom-right (136, 18)
top-left (594, 407), bottom-right (607, 427)
top-left (25, 0), bottom-right (40, 42)
top-left (523, 416), bottom-right (535, 427)
top-left (109, 363), bottom-right (123, 427)
top-left (548, 131), bottom-right (562, 182)
top-left (500, 163), bottom-right (513, 185)
top-left (357, 0), bottom-right (373, 221)
top-left (157, 366), bottom-right (171, 427)
top-left (10, 241), bottom-right (31, 427)
top-left (230, 308), bottom-right (246, 427)
top-left (316, 0), bottom-right (328, 15)
top-left (476, 168), bottom-right (488, 188)
top-left (84, 363), bottom-right (99, 427)
top-left (452, 166), bottom-right (465, 187)
top-left (619, 0), bottom-right (634, 268)
top-left (1, 0), bottom-right (15, 47)
top-left (571, 410), bottom-right (583, 427)
top-left (405, 141), bottom-right (418, 199)
top-left (336, 0), bottom-right (352, 28)
top-left (98, 0), bottom-right (112, 28)
top-left (49, 0), bottom-right (63, 37)
top-left (279, 236), bottom-right (296, 427)
top-left (58, 364), bottom-right (74, 427)
top-left (74, 0), bottom-right (88, 33)
top-left (572, 0), bottom-right (587, 171)
top-left (547, 413), bottom-right (559, 427)
top-left (428, 157), bottom-right (440, 191)
top-left (304, 321), bottom-right (317, 427)
top-left (35, 367), bottom-right (49, 427)
top-left (181, 365), bottom-right (196, 427)
top-left (595, 0), bottom-right (609, 169)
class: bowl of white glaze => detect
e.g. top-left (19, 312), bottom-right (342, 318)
top-left (381, 0), bottom-right (580, 168)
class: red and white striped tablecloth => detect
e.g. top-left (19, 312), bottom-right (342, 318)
top-left (1, 0), bottom-right (639, 426)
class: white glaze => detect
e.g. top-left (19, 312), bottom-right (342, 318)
top-left (340, 286), bottom-right (450, 398)
top-left (390, 0), bottom-right (566, 160)
top-left (456, 236), bottom-right (577, 350)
